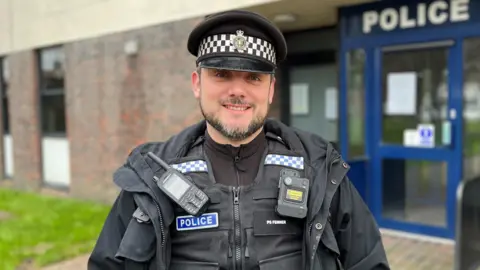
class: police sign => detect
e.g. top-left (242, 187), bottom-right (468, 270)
top-left (340, 0), bottom-right (478, 36)
top-left (363, 0), bottom-right (469, 34)
top-left (176, 212), bottom-right (219, 231)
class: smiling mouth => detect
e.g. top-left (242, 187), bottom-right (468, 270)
top-left (223, 104), bottom-right (251, 111)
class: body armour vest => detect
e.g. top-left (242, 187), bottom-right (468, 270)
top-left (167, 135), bottom-right (307, 270)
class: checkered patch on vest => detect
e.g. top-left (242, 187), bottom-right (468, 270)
top-left (171, 160), bottom-right (208, 173)
top-left (264, 154), bottom-right (304, 170)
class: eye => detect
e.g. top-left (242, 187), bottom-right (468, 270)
top-left (214, 70), bottom-right (229, 78)
top-left (248, 74), bottom-right (261, 81)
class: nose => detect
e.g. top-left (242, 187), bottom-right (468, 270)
top-left (227, 79), bottom-right (246, 97)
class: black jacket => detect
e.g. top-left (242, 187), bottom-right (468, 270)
top-left (88, 119), bottom-right (390, 270)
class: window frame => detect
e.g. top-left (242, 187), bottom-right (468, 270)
top-left (37, 46), bottom-right (67, 137)
top-left (0, 57), bottom-right (9, 135)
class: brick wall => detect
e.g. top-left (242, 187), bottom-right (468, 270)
top-left (8, 51), bottom-right (43, 190)
top-left (64, 17), bottom-right (207, 202)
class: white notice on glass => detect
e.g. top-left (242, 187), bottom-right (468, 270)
top-left (403, 129), bottom-right (418, 147)
top-left (290, 83), bottom-right (309, 115)
top-left (325, 87), bottom-right (338, 120)
top-left (386, 72), bottom-right (417, 115)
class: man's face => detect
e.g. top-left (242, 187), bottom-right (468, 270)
top-left (191, 67), bottom-right (275, 142)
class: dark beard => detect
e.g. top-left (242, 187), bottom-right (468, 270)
top-left (199, 99), bottom-right (267, 142)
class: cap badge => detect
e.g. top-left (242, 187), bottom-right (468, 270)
top-left (231, 30), bottom-right (248, 52)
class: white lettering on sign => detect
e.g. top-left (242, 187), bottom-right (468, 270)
top-left (362, 0), bottom-right (470, 33)
top-left (175, 212), bottom-right (219, 231)
top-left (266, 220), bottom-right (287, 225)
top-left (179, 215), bottom-right (213, 227)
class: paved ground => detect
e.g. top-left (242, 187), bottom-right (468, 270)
top-left (41, 255), bottom-right (90, 270)
top-left (382, 231), bottom-right (454, 270)
top-left (37, 231), bottom-right (455, 270)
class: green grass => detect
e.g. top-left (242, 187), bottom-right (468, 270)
top-left (0, 187), bottom-right (112, 270)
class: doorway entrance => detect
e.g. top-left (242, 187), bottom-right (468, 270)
top-left (337, 0), bottom-right (480, 239)
top-left (369, 42), bottom-right (462, 238)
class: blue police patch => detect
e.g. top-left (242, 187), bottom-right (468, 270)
top-left (264, 154), bottom-right (304, 170)
top-left (176, 212), bottom-right (219, 231)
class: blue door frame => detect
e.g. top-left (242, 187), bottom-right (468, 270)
top-left (369, 43), bottom-right (462, 239)
top-left (339, 0), bottom-right (480, 239)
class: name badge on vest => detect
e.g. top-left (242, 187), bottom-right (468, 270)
top-left (176, 212), bottom-right (219, 231)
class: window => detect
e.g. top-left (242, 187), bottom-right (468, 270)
top-left (346, 49), bottom-right (366, 158)
top-left (463, 37), bottom-right (480, 180)
top-left (38, 46), bottom-right (66, 135)
top-left (381, 47), bottom-right (449, 147)
top-left (0, 57), bottom-right (9, 134)
top-left (288, 63), bottom-right (339, 147)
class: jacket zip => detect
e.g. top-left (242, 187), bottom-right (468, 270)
top-left (139, 176), bottom-right (167, 270)
top-left (233, 186), bottom-right (241, 270)
top-left (152, 175), bottom-right (166, 247)
top-left (233, 155), bottom-right (241, 270)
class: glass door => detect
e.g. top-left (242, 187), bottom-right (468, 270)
top-left (462, 37), bottom-right (480, 182)
top-left (371, 42), bottom-right (462, 238)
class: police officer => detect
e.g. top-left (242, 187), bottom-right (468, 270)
top-left (88, 10), bottom-right (390, 270)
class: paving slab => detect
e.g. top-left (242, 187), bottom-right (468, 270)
top-left (382, 230), bottom-right (455, 270)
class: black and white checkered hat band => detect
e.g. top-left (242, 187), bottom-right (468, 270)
top-left (197, 33), bottom-right (276, 65)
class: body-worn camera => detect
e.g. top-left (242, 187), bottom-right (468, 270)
top-left (147, 152), bottom-right (210, 216)
top-left (276, 169), bottom-right (309, 219)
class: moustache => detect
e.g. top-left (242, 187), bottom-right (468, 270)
top-left (221, 97), bottom-right (254, 107)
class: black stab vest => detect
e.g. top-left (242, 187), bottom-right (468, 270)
top-left (167, 137), bottom-right (307, 270)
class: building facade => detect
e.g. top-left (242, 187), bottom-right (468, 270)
top-left (0, 0), bottom-right (350, 200)
top-left (1, 0), bottom-right (479, 240)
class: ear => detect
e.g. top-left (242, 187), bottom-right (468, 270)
top-left (191, 69), bottom-right (201, 99)
top-left (268, 76), bottom-right (276, 104)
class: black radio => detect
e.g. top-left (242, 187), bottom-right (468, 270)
top-left (147, 152), bottom-right (210, 216)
